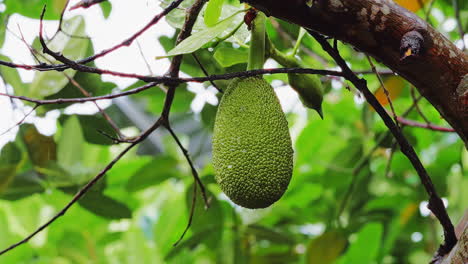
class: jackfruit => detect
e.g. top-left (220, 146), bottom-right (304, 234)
top-left (288, 73), bottom-right (324, 118)
top-left (212, 76), bottom-right (294, 209)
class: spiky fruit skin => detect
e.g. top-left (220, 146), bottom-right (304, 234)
top-left (212, 77), bottom-right (294, 209)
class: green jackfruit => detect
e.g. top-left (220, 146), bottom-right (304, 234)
top-left (288, 73), bottom-right (324, 118)
top-left (212, 77), bottom-right (294, 209)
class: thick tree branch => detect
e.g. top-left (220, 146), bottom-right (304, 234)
top-left (243, 0), bottom-right (468, 145)
top-left (309, 31), bottom-right (456, 258)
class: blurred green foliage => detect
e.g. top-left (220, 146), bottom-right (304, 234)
top-left (0, 0), bottom-right (466, 263)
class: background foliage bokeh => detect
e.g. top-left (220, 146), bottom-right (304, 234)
top-left (0, 0), bottom-right (466, 263)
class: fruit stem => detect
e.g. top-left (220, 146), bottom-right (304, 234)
top-left (266, 35), bottom-right (299, 68)
top-left (247, 11), bottom-right (266, 71)
top-left (291, 28), bottom-right (306, 57)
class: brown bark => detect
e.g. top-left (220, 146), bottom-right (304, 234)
top-left (438, 210), bottom-right (468, 264)
top-left (243, 0), bottom-right (468, 145)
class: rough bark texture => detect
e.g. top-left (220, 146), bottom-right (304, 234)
top-left (243, 0), bottom-right (468, 145)
top-left (439, 211), bottom-right (468, 264)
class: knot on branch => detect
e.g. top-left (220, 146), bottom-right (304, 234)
top-left (400, 30), bottom-right (425, 61)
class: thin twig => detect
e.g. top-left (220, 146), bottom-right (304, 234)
top-left (0, 68), bottom-right (342, 105)
top-left (165, 123), bottom-right (209, 207)
top-left (69, 0), bottom-right (107, 11)
top-left (0, 0), bottom-right (193, 255)
top-left (173, 181), bottom-right (198, 246)
top-left (366, 55), bottom-right (399, 126)
top-left (410, 86), bottom-right (431, 124)
top-left (0, 118), bottom-right (164, 256)
top-left (0, 0), bottom-right (186, 73)
top-left (16, 21), bottom-right (124, 139)
top-left (192, 53), bottom-right (222, 93)
top-left (396, 117), bottom-right (455, 132)
top-left (0, 105), bottom-right (38, 136)
top-left (136, 40), bottom-right (154, 76)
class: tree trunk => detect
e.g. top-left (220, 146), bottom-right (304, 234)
top-left (439, 210), bottom-right (468, 264)
top-left (243, 0), bottom-right (468, 146)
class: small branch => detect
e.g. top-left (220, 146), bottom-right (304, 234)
top-left (410, 86), bottom-right (431, 124)
top-left (50, 0), bottom-right (70, 40)
top-left (366, 55), bottom-right (399, 126)
top-left (396, 117), bottom-right (455, 133)
top-left (0, 117), bottom-right (164, 256)
top-left (192, 53), bottom-right (222, 93)
top-left (173, 183), bottom-right (198, 246)
top-left (69, 0), bottom-right (107, 11)
top-left (355, 69), bottom-right (395, 76)
top-left (0, 0), bottom-right (186, 73)
top-left (165, 123), bottom-right (209, 207)
top-left (0, 105), bottom-right (38, 136)
top-left (0, 82), bottom-right (159, 105)
top-left (0, 68), bottom-right (342, 106)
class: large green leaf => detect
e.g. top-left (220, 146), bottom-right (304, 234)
top-left (0, 13), bottom-right (7, 48)
top-left (0, 55), bottom-right (28, 95)
top-left (28, 16), bottom-right (89, 98)
top-left (153, 184), bottom-right (187, 255)
top-left (74, 115), bottom-right (118, 146)
top-left (57, 116), bottom-right (84, 170)
top-left (337, 223), bottom-right (383, 264)
top-left (306, 231), bottom-right (347, 264)
top-left (20, 124), bottom-right (57, 168)
top-left (100, 1), bottom-right (112, 19)
top-left (3, 0), bottom-right (67, 20)
top-left (204, 0), bottom-right (225, 27)
top-left (0, 171), bottom-right (45, 200)
top-left (165, 12), bottom-right (242, 57)
top-left (213, 46), bottom-right (248, 67)
top-left (78, 191), bottom-right (132, 219)
top-left (125, 155), bottom-right (179, 192)
top-left (0, 142), bottom-right (22, 193)
top-left (184, 184), bottom-right (224, 247)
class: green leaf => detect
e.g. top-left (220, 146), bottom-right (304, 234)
top-left (77, 115), bottom-right (118, 145)
top-left (0, 55), bottom-right (28, 95)
top-left (57, 116), bottom-right (84, 170)
top-left (78, 191), bottom-right (132, 219)
top-left (125, 156), bottom-right (179, 192)
top-left (338, 223), bottom-right (383, 264)
top-left (306, 231), bottom-right (347, 264)
top-left (204, 0), bottom-right (225, 27)
top-left (322, 138), bottom-right (363, 189)
top-left (185, 184), bottom-right (224, 245)
top-left (0, 142), bottom-right (22, 193)
top-left (201, 103), bottom-right (218, 130)
top-left (213, 46), bottom-right (248, 67)
top-left (153, 184), bottom-right (187, 255)
top-left (165, 228), bottom-right (216, 260)
top-left (28, 16), bottom-right (89, 98)
top-left (247, 225), bottom-right (296, 245)
top-left (0, 171), bottom-right (45, 200)
top-left (3, 0), bottom-right (67, 20)
top-left (0, 13), bottom-right (7, 48)
top-left (160, 0), bottom-right (196, 29)
top-left (20, 124), bottom-right (57, 168)
top-left (165, 12), bottom-right (241, 57)
top-left (100, 1), bottom-right (112, 19)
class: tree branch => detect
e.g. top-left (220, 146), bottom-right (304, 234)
top-left (309, 31), bottom-right (456, 257)
top-left (243, 0), bottom-right (468, 145)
